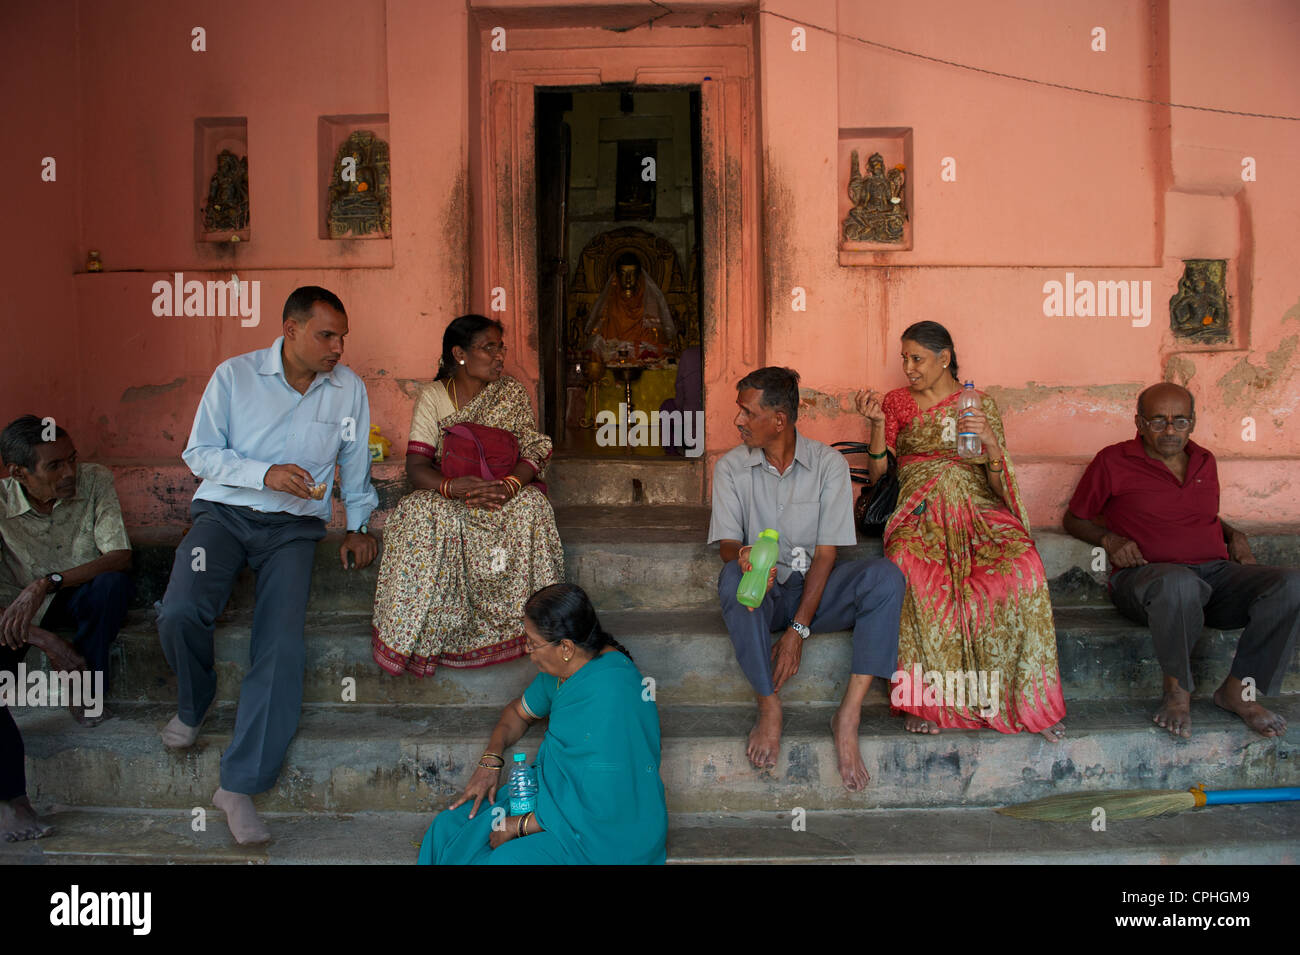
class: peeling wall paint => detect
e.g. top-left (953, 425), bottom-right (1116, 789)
top-left (120, 377), bottom-right (186, 403)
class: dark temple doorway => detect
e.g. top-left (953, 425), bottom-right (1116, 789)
top-left (534, 86), bottom-right (705, 457)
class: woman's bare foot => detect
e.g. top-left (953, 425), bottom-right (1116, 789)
top-left (831, 707), bottom-right (870, 791)
top-left (1213, 680), bottom-right (1288, 737)
top-left (1153, 682), bottom-right (1192, 739)
top-left (1038, 722), bottom-right (1066, 743)
top-left (213, 787), bottom-right (271, 845)
top-left (904, 714), bottom-right (940, 735)
top-left (747, 695), bottom-right (782, 769)
top-left (0, 796), bottom-right (55, 843)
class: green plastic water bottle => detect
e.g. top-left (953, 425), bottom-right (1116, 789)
top-left (737, 529), bottom-right (780, 608)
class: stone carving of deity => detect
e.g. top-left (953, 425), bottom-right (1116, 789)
top-left (202, 150), bottom-right (249, 232)
top-left (327, 130), bottom-right (392, 238)
top-left (842, 151), bottom-right (907, 243)
top-left (1169, 260), bottom-right (1229, 343)
top-left (584, 253), bottom-right (678, 364)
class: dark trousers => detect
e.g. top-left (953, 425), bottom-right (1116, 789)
top-left (2, 572), bottom-right (135, 801)
top-left (1110, 560), bottom-right (1300, 695)
top-left (156, 500), bottom-right (325, 795)
top-left (1, 645), bottom-right (29, 800)
top-left (40, 570), bottom-right (134, 692)
top-left (718, 558), bottom-right (904, 697)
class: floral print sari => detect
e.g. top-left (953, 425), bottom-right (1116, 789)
top-left (882, 387), bottom-right (1066, 732)
top-left (371, 375), bottom-right (564, 676)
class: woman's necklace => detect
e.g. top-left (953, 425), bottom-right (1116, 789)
top-left (449, 378), bottom-right (459, 411)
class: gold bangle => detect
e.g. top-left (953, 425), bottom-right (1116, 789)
top-left (986, 459), bottom-right (1005, 473)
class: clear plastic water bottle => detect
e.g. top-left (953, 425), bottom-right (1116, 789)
top-left (957, 381), bottom-right (982, 458)
top-left (507, 752), bottom-right (538, 816)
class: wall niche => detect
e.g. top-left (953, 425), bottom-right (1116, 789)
top-left (318, 115), bottom-right (392, 240)
top-left (195, 117), bottom-right (250, 244)
top-left (838, 127), bottom-right (913, 260)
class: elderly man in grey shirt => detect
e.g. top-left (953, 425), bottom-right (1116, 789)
top-left (710, 367), bottom-right (903, 791)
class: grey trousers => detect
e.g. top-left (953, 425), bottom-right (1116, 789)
top-left (718, 558), bottom-right (904, 697)
top-left (1110, 560), bottom-right (1300, 696)
top-left (157, 500), bottom-right (326, 794)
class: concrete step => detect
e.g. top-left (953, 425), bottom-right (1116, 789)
top-left (105, 458), bottom-right (1300, 539)
top-left (123, 509), bottom-right (1300, 615)
top-left (14, 699), bottom-right (1297, 814)
top-left (2, 802), bottom-right (1295, 865)
top-left (546, 452), bottom-right (706, 505)
top-left (50, 606), bottom-right (1300, 707)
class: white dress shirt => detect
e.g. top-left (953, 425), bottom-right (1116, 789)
top-left (182, 336), bottom-right (378, 530)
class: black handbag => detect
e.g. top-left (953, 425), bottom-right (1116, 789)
top-left (832, 441), bottom-right (898, 536)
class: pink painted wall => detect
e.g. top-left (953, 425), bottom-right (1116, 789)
top-left (758, 0), bottom-right (1300, 524)
top-left (5, 0), bottom-right (470, 472)
top-left (2, 0), bottom-right (1297, 527)
top-left (1, 2), bottom-right (82, 437)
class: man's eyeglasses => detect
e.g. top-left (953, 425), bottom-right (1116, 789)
top-left (1138, 415), bottom-right (1194, 433)
top-left (475, 342), bottom-right (507, 357)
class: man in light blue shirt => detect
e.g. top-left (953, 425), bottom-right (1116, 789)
top-left (156, 286), bottom-right (378, 845)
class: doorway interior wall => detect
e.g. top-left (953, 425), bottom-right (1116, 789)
top-left (468, 15), bottom-right (761, 471)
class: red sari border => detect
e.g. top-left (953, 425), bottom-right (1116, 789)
top-left (371, 627), bottom-right (527, 678)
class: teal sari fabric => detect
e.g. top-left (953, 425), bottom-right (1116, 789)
top-left (418, 650), bottom-right (667, 865)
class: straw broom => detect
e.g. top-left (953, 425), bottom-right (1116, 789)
top-left (996, 784), bottom-right (1300, 822)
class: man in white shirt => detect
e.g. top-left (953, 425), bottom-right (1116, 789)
top-left (156, 286), bottom-right (378, 844)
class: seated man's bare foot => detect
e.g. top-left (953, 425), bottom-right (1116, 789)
top-left (26, 628), bottom-right (86, 673)
top-left (747, 696), bottom-right (782, 770)
top-left (904, 714), bottom-right (940, 735)
top-left (831, 706), bottom-right (870, 791)
top-left (0, 796), bottom-right (55, 843)
top-left (1153, 685), bottom-right (1192, 739)
top-left (213, 787), bottom-right (271, 845)
top-left (1213, 684), bottom-right (1288, 737)
top-left (161, 712), bottom-right (206, 749)
top-left (69, 702), bottom-right (113, 727)
top-left (1038, 722), bottom-right (1066, 743)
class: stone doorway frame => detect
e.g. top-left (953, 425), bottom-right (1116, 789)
top-left (470, 20), bottom-right (762, 476)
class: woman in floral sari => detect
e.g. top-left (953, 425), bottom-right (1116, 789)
top-left (857, 321), bottom-right (1066, 739)
top-left (371, 315), bottom-right (564, 676)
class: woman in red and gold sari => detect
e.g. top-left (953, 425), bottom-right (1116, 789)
top-left (371, 315), bottom-right (564, 676)
top-left (857, 321), bottom-right (1066, 740)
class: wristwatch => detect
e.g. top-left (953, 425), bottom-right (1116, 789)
top-left (351, 523), bottom-right (370, 536)
top-left (790, 620), bottom-right (811, 640)
top-left (45, 572), bottom-right (64, 592)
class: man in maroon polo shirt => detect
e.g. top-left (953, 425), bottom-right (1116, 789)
top-left (1064, 382), bottom-right (1297, 740)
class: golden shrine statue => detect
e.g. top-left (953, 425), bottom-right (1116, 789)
top-left (584, 253), bottom-right (677, 363)
top-left (567, 227), bottom-right (697, 361)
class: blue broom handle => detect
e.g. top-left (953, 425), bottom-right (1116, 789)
top-left (1201, 786), bottom-right (1300, 806)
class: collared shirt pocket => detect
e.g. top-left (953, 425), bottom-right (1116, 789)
top-left (300, 420), bottom-right (342, 474)
top-left (783, 499), bottom-right (822, 544)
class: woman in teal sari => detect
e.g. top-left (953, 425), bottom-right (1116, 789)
top-left (418, 583), bottom-right (667, 865)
